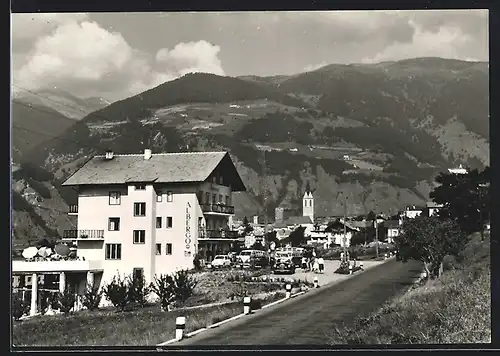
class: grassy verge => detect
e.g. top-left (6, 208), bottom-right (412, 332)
top-left (13, 291), bottom-right (287, 346)
top-left (328, 232), bottom-right (491, 344)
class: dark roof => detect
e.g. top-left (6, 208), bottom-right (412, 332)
top-left (384, 220), bottom-right (400, 228)
top-left (62, 151), bottom-right (246, 191)
top-left (284, 216), bottom-right (313, 226)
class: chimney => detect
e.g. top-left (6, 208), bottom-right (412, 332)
top-left (253, 215), bottom-right (259, 225)
top-left (144, 149), bottom-right (152, 160)
top-left (105, 150), bottom-right (114, 160)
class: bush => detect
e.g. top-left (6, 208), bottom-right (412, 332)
top-left (103, 274), bottom-right (130, 312)
top-left (173, 270), bottom-right (198, 304)
top-left (48, 292), bottom-right (59, 310)
top-left (150, 274), bottom-right (177, 311)
top-left (12, 292), bottom-right (28, 320)
top-left (82, 284), bottom-right (103, 311)
top-left (127, 275), bottom-right (149, 308)
top-left (39, 291), bottom-right (50, 315)
top-left (58, 286), bottom-right (76, 315)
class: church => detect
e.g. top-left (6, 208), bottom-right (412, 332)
top-left (273, 184), bottom-right (316, 239)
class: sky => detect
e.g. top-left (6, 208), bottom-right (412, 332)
top-left (11, 10), bottom-right (489, 102)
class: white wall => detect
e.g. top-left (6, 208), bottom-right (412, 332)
top-left (76, 179), bottom-right (234, 288)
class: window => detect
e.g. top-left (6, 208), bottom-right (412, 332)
top-left (135, 184), bottom-right (146, 190)
top-left (166, 216), bottom-right (173, 228)
top-left (212, 193), bottom-right (216, 204)
top-left (156, 193), bottom-right (162, 202)
top-left (108, 217), bottom-right (120, 231)
top-left (109, 191), bottom-right (121, 205)
top-left (134, 202), bottom-right (146, 216)
top-left (205, 192), bottom-right (210, 204)
top-left (219, 176), bottom-right (223, 185)
top-left (105, 243), bottom-right (122, 260)
top-left (197, 191), bottom-right (202, 203)
top-left (166, 243), bottom-right (172, 255)
top-left (133, 230), bottom-right (146, 244)
top-left (156, 243), bottom-right (162, 255)
top-left (156, 217), bottom-right (162, 228)
top-left (225, 196), bottom-right (229, 206)
top-left (166, 191), bottom-right (173, 202)
top-left (132, 268), bottom-right (144, 281)
top-left (218, 194), bottom-right (223, 203)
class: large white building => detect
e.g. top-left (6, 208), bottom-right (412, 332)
top-left (12, 150), bottom-right (246, 314)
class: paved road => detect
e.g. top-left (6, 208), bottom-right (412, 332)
top-left (175, 259), bottom-right (422, 345)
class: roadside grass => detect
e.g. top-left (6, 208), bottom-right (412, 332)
top-left (13, 291), bottom-right (287, 346)
top-left (328, 232), bottom-right (491, 344)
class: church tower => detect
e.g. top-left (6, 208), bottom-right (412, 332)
top-left (302, 182), bottom-right (314, 223)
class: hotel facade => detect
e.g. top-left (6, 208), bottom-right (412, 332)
top-left (12, 150), bottom-right (246, 314)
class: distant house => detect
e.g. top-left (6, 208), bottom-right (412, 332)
top-left (383, 220), bottom-right (401, 243)
top-left (426, 201), bottom-right (443, 217)
top-left (448, 164), bottom-right (468, 175)
top-left (403, 205), bottom-right (425, 219)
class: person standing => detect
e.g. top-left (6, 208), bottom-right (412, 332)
top-left (318, 256), bottom-right (325, 273)
top-left (302, 256), bottom-right (308, 270)
top-left (313, 257), bottom-right (319, 273)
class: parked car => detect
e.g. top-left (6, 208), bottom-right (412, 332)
top-left (211, 255), bottom-right (232, 268)
top-left (272, 258), bottom-right (296, 274)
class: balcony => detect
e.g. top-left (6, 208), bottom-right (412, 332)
top-left (199, 229), bottom-right (239, 240)
top-left (68, 204), bottom-right (78, 215)
top-left (62, 229), bottom-right (104, 241)
top-left (200, 203), bottom-right (235, 215)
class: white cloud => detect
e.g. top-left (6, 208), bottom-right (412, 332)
top-left (303, 61), bottom-right (328, 72)
top-left (12, 15), bottom-right (226, 100)
top-left (155, 40), bottom-right (225, 76)
top-left (361, 20), bottom-right (485, 64)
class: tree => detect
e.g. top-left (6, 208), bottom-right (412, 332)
top-left (103, 274), bottom-right (130, 312)
top-left (430, 167), bottom-right (490, 234)
top-left (394, 216), bottom-right (467, 279)
top-left (82, 284), bottom-right (103, 311)
top-left (150, 274), bottom-right (177, 311)
top-left (242, 216), bottom-right (254, 235)
top-left (288, 226), bottom-right (307, 247)
top-left (366, 211), bottom-right (376, 222)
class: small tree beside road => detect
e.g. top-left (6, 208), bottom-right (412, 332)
top-left (394, 216), bottom-right (467, 279)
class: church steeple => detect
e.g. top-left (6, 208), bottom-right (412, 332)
top-left (302, 181), bottom-right (314, 222)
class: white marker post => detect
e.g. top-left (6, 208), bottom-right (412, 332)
top-left (285, 283), bottom-right (292, 298)
top-left (175, 316), bottom-right (186, 340)
top-left (243, 296), bottom-right (252, 314)
top-left (313, 276), bottom-right (319, 288)
top-left (384, 253), bottom-right (388, 260)
top-left (360, 261), bottom-right (364, 270)
top-left (349, 264), bottom-right (353, 275)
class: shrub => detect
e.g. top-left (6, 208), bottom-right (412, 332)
top-left (58, 286), bottom-right (76, 315)
top-left (12, 292), bottom-right (27, 320)
top-left (173, 270), bottom-right (198, 304)
top-left (48, 292), bottom-right (59, 310)
top-left (103, 274), bottom-right (130, 312)
top-left (150, 274), bottom-right (177, 311)
top-left (39, 291), bottom-right (50, 315)
top-left (127, 275), bottom-right (149, 308)
top-left (82, 284), bottom-right (103, 311)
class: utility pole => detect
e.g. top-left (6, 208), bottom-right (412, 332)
top-left (373, 200), bottom-right (379, 258)
top-left (343, 194), bottom-right (348, 257)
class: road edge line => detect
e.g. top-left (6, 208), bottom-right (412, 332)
top-left (207, 312), bottom-right (246, 329)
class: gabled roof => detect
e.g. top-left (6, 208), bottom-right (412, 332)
top-left (62, 151), bottom-right (246, 191)
top-left (426, 201), bottom-right (443, 208)
top-left (284, 216), bottom-right (313, 226)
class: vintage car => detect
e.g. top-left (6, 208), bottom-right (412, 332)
top-left (272, 257), bottom-right (296, 274)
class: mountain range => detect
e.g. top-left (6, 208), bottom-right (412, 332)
top-left (11, 57), bottom-right (490, 246)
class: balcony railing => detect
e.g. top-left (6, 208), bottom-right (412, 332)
top-left (68, 204), bottom-right (78, 214)
top-left (62, 229), bottom-right (104, 240)
top-left (200, 203), bottom-right (235, 215)
top-left (199, 229), bottom-right (239, 239)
